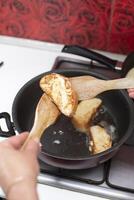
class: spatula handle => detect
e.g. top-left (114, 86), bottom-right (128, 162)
top-left (21, 94), bottom-right (60, 150)
top-left (106, 77), bottom-right (134, 90)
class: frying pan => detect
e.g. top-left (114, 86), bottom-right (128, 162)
top-left (12, 69), bottom-right (134, 169)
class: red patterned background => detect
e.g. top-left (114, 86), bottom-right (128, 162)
top-left (0, 0), bottom-right (134, 54)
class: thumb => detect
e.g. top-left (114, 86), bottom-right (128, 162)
top-left (24, 138), bottom-right (40, 157)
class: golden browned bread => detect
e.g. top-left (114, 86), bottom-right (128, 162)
top-left (90, 125), bottom-right (112, 154)
top-left (40, 73), bottom-right (78, 116)
top-left (71, 98), bottom-right (102, 133)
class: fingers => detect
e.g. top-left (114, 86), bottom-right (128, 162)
top-left (128, 89), bottom-right (134, 92)
top-left (128, 89), bottom-right (134, 99)
top-left (24, 138), bottom-right (40, 158)
top-left (129, 93), bottom-right (134, 98)
top-left (0, 133), bottom-right (40, 158)
top-left (2, 132), bottom-right (29, 149)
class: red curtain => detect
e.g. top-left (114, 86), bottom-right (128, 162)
top-left (0, 0), bottom-right (134, 54)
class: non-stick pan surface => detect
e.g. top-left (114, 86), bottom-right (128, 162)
top-left (12, 69), bottom-right (134, 169)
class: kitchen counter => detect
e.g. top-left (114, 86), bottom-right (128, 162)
top-left (0, 36), bottom-right (126, 200)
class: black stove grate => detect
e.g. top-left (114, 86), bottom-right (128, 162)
top-left (106, 145), bottom-right (134, 193)
top-left (40, 159), bottom-right (108, 185)
top-left (59, 163), bottom-right (107, 185)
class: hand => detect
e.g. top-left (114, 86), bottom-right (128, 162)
top-left (0, 132), bottom-right (40, 199)
top-left (128, 89), bottom-right (134, 99)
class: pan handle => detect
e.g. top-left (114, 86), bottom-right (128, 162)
top-left (0, 112), bottom-right (16, 137)
top-left (62, 45), bottom-right (118, 70)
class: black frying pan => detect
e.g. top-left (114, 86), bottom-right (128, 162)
top-left (12, 69), bottom-right (134, 169)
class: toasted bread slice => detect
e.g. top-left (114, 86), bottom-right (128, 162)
top-left (90, 125), bottom-right (112, 154)
top-left (40, 73), bottom-right (78, 116)
top-left (72, 98), bottom-right (102, 133)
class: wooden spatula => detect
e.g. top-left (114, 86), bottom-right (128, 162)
top-left (70, 75), bottom-right (134, 100)
top-left (21, 93), bottom-right (60, 150)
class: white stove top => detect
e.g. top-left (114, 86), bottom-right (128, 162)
top-left (0, 36), bottom-right (128, 200)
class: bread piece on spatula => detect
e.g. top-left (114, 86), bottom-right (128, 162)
top-left (72, 98), bottom-right (102, 133)
top-left (40, 73), bottom-right (78, 116)
top-left (90, 125), bottom-right (112, 154)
